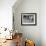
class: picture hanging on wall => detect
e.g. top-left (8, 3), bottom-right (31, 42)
top-left (21, 13), bottom-right (37, 26)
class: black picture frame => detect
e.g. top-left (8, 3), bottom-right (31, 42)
top-left (21, 13), bottom-right (37, 26)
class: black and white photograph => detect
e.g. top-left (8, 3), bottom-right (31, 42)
top-left (21, 13), bottom-right (37, 25)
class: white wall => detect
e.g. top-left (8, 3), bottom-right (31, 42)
top-left (0, 0), bottom-right (16, 30)
top-left (13, 0), bottom-right (41, 46)
top-left (40, 0), bottom-right (46, 46)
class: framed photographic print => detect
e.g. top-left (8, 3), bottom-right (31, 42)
top-left (21, 13), bottom-right (37, 26)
